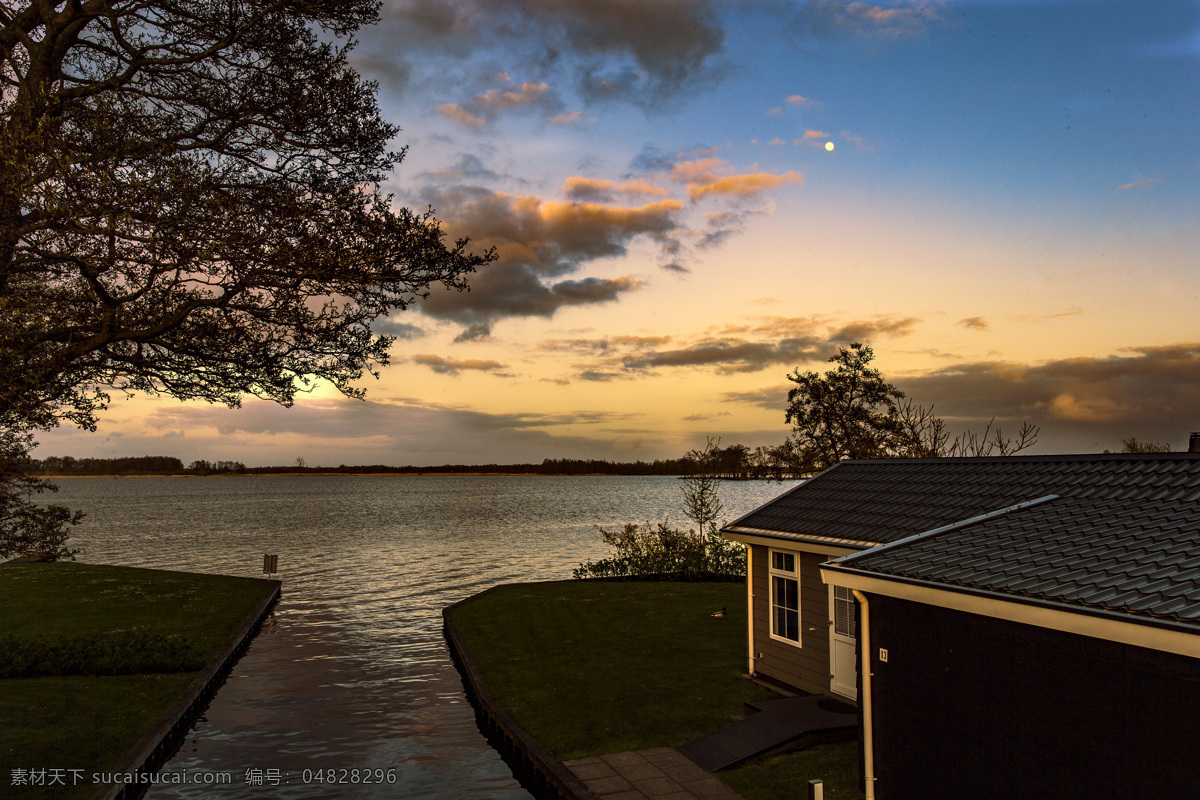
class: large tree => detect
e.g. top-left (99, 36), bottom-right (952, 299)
top-left (785, 342), bottom-right (1038, 472)
top-left (0, 1), bottom-right (493, 554)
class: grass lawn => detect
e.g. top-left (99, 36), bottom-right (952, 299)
top-left (0, 562), bottom-right (276, 800)
top-left (448, 580), bottom-right (863, 800)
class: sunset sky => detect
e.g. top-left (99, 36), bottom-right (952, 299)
top-left (41, 0), bottom-right (1200, 466)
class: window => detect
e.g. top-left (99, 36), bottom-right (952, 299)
top-left (769, 549), bottom-right (800, 644)
top-left (833, 585), bottom-right (857, 639)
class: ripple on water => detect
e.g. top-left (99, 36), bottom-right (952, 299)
top-left (47, 475), bottom-right (797, 798)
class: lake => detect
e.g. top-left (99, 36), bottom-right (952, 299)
top-left (49, 475), bottom-right (797, 798)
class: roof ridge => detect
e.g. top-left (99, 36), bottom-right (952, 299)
top-left (836, 453), bottom-right (1200, 465)
top-left (829, 494), bottom-right (1061, 567)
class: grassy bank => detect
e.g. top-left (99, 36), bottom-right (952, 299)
top-left (447, 580), bottom-right (863, 799)
top-left (0, 562), bottom-right (276, 800)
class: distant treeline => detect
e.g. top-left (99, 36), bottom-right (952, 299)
top-left (28, 447), bottom-right (798, 479)
top-left (27, 455), bottom-right (687, 476)
top-left (244, 458), bottom-right (690, 475)
top-left (30, 455), bottom-right (189, 475)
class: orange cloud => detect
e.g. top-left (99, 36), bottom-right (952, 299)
top-left (475, 81), bottom-right (551, 111)
top-left (561, 177), bottom-right (669, 201)
top-left (549, 110), bottom-right (585, 125)
top-left (540, 198), bottom-right (685, 232)
top-left (1117, 177), bottom-right (1163, 191)
top-left (670, 157), bottom-right (728, 184)
top-left (795, 130), bottom-right (832, 148)
top-left (436, 103), bottom-right (486, 128)
top-left (687, 171), bottom-right (803, 201)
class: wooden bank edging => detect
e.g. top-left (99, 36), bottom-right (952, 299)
top-left (443, 588), bottom-right (598, 800)
top-left (89, 579), bottom-right (283, 800)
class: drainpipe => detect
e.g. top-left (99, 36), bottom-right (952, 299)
top-left (746, 545), bottom-right (755, 675)
top-left (852, 589), bottom-right (876, 800)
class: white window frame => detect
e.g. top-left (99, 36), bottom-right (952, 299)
top-left (768, 548), bottom-right (802, 646)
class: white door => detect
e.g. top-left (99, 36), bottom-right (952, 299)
top-left (829, 584), bottom-right (858, 701)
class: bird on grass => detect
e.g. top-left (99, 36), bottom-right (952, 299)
top-left (711, 606), bottom-right (726, 619)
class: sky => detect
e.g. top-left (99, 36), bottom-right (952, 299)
top-left (40, 0), bottom-right (1200, 466)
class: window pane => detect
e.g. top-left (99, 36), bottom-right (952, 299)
top-left (785, 609), bottom-right (799, 641)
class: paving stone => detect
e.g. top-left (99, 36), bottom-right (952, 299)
top-left (584, 775), bottom-right (634, 795)
top-left (569, 761), bottom-right (619, 781)
top-left (602, 751), bottom-right (650, 768)
top-left (631, 776), bottom-right (686, 797)
top-left (620, 761), bottom-right (668, 782)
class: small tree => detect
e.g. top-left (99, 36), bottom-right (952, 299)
top-left (682, 438), bottom-right (724, 539)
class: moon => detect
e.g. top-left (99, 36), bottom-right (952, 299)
top-left (825, 141), bottom-right (835, 151)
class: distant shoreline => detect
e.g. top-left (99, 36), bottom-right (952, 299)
top-left (42, 472), bottom-right (632, 479)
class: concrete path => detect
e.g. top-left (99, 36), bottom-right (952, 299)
top-left (563, 747), bottom-right (746, 800)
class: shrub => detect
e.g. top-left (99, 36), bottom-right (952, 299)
top-left (573, 521), bottom-right (745, 580)
top-left (0, 629), bottom-right (206, 678)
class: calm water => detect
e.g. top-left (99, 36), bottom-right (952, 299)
top-left (50, 475), bottom-right (796, 798)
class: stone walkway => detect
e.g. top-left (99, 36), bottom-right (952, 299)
top-left (563, 747), bottom-right (746, 800)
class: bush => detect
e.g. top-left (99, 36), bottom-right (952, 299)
top-left (573, 521), bottom-right (745, 580)
top-left (0, 630), bottom-right (206, 678)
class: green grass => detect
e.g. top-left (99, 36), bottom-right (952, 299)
top-left (0, 562), bottom-right (276, 800)
top-left (450, 579), bottom-right (863, 800)
top-left (450, 580), bottom-right (776, 759)
top-left (720, 743), bottom-right (863, 800)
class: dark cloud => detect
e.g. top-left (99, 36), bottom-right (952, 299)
top-left (629, 145), bottom-right (677, 174)
top-left (698, 208), bottom-right (767, 249)
top-left (416, 183), bottom-right (675, 331)
top-left (454, 323), bottom-right (493, 342)
top-left (580, 370), bottom-right (620, 382)
top-left (419, 153), bottom-right (505, 185)
top-left (411, 354), bottom-right (509, 376)
top-left (360, 0), bottom-right (726, 107)
top-left (682, 411), bottom-right (732, 421)
top-left (372, 318), bottom-right (427, 339)
top-left (895, 343), bottom-right (1200, 450)
top-left (422, 185), bottom-right (683, 278)
top-left (422, 261), bottom-right (643, 324)
top-left (621, 336), bottom-right (824, 374)
top-left (828, 316), bottom-right (920, 342)
top-left (437, 74), bottom-right (565, 127)
top-left (958, 316), bottom-right (989, 330)
top-left (548, 314), bottom-right (922, 379)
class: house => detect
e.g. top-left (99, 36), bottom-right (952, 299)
top-left (722, 452), bottom-right (1200, 798)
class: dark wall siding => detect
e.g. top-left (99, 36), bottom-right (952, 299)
top-left (868, 595), bottom-right (1200, 800)
top-left (750, 544), bottom-right (831, 695)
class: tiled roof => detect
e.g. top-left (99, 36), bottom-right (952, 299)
top-left (726, 453), bottom-right (1200, 546)
top-left (828, 494), bottom-right (1200, 628)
